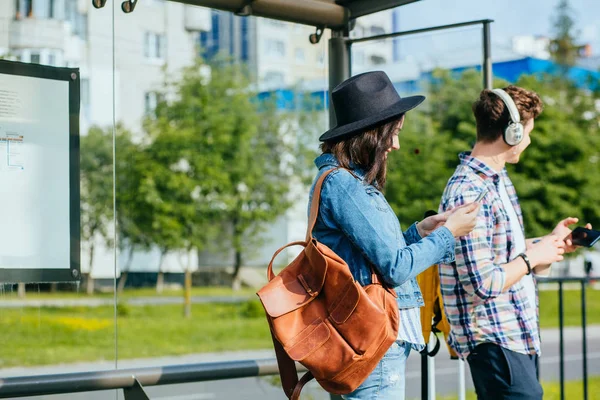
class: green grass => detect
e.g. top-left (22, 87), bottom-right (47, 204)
top-left (0, 287), bottom-right (598, 369)
top-left (538, 287), bottom-right (600, 328)
top-left (432, 376), bottom-right (600, 400)
top-left (0, 286), bottom-right (256, 300)
top-left (0, 300), bottom-right (271, 368)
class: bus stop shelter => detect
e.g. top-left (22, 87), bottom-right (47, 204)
top-left (97, 0), bottom-right (494, 126)
top-left (0, 1), bottom-right (496, 400)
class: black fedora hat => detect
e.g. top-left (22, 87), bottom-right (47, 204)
top-left (319, 71), bottom-right (425, 142)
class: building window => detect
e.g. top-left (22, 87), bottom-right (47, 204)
top-left (370, 55), bottom-right (386, 65)
top-left (74, 13), bottom-right (88, 40)
top-left (144, 32), bottom-right (166, 60)
top-left (30, 52), bottom-right (40, 64)
top-left (295, 48), bottom-right (305, 63)
top-left (81, 78), bottom-right (90, 107)
top-left (370, 25), bottom-right (386, 36)
top-left (40, 0), bottom-right (55, 18)
top-left (145, 92), bottom-right (164, 115)
top-left (65, 0), bottom-right (74, 22)
top-left (80, 78), bottom-right (90, 118)
top-left (316, 52), bottom-right (324, 66)
top-left (353, 50), bottom-right (365, 66)
top-left (199, 11), bottom-right (220, 60)
top-left (264, 71), bottom-right (285, 86)
top-left (241, 17), bottom-right (249, 62)
top-left (62, 1), bottom-right (86, 38)
top-left (228, 13), bottom-right (234, 55)
top-left (48, 53), bottom-right (56, 66)
top-left (266, 39), bottom-right (285, 58)
top-left (15, 0), bottom-right (33, 19)
top-left (15, 0), bottom-right (57, 19)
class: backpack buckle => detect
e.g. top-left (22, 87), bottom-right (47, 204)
top-left (298, 275), bottom-right (318, 297)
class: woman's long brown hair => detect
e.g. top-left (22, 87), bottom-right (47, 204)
top-left (320, 117), bottom-right (402, 190)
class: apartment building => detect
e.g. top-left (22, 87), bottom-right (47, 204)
top-left (1, 0), bottom-right (211, 134)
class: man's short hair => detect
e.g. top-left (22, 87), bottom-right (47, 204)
top-left (472, 85), bottom-right (543, 143)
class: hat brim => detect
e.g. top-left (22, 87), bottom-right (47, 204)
top-left (319, 95), bottom-right (426, 142)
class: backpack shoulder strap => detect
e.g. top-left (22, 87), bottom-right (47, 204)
top-left (271, 330), bottom-right (314, 399)
top-left (306, 167), bottom-right (338, 242)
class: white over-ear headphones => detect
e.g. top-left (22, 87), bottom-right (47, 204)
top-left (492, 88), bottom-right (524, 146)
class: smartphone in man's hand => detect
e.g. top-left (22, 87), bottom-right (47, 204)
top-left (569, 227), bottom-right (600, 248)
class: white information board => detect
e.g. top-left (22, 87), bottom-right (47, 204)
top-left (0, 61), bottom-right (80, 283)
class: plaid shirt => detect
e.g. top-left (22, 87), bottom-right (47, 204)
top-left (438, 152), bottom-right (540, 359)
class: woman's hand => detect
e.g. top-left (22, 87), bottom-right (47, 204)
top-left (445, 202), bottom-right (481, 237)
top-left (417, 212), bottom-right (450, 237)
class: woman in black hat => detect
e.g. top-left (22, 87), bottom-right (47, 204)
top-left (309, 71), bottom-right (479, 399)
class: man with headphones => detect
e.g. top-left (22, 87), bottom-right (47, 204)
top-left (437, 86), bottom-right (589, 399)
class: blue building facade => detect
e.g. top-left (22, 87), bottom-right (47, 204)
top-left (260, 57), bottom-right (600, 112)
top-left (199, 10), bottom-right (252, 63)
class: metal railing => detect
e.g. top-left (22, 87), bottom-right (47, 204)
top-left (539, 276), bottom-right (589, 400)
top-left (345, 19), bottom-right (495, 90)
top-left (419, 276), bottom-right (590, 400)
top-left (0, 358), bottom-right (291, 399)
top-left (0, 277), bottom-right (590, 399)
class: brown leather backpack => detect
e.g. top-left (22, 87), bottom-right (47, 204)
top-left (256, 168), bottom-right (400, 399)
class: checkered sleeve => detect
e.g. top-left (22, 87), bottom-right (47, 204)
top-left (445, 192), bottom-right (507, 300)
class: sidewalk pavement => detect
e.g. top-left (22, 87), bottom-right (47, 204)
top-left (0, 295), bottom-right (251, 308)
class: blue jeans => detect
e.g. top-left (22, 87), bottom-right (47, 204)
top-left (342, 341), bottom-right (411, 400)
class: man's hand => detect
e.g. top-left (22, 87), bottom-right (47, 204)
top-left (527, 235), bottom-right (566, 267)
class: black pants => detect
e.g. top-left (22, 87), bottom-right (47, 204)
top-left (467, 343), bottom-right (543, 400)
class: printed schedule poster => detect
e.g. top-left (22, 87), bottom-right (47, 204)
top-left (0, 61), bottom-right (80, 283)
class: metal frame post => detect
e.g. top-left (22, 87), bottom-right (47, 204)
top-left (427, 335), bottom-right (436, 400)
top-left (482, 20), bottom-right (493, 89)
top-left (328, 30), bottom-right (350, 400)
top-left (421, 352), bottom-right (429, 400)
top-left (558, 281), bottom-right (565, 400)
top-left (458, 359), bottom-right (466, 400)
top-left (581, 280), bottom-right (588, 400)
top-left (123, 379), bottom-right (150, 400)
top-left (347, 19), bottom-right (494, 92)
top-left (328, 30), bottom-right (351, 128)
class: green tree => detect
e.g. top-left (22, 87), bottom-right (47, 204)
top-left (509, 73), bottom-right (600, 236)
top-left (385, 69), bottom-right (600, 240)
top-left (80, 126), bottom-right (115, 294)
top-left (81, 125), bottom-right (146, 294)
top-left (115, 129), bottom-right (153, 292)
top-left (135, 126), bottom-right (209, 296)
top-left (549, 0), bottom-right (582, 73)
top-left (147, 57), bottom-right (307, 290)
top-left (386, 69), bottom-right (481, 224)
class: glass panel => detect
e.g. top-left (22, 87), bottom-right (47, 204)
top-left (351, 22), bottom-right (484, 225)
top-left (112, 4), bottom-right (329, 398)
top-left (350, 17), bottom-right (484, 400)
top-left (0, 3), bottom-right (498, 399)
top-left (0, 0), bottom-right (117, 398)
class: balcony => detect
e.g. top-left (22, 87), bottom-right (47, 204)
top-left (9, 18), bottom-right (65, 50)
top-left (184, 5), bottom-right (211, 32)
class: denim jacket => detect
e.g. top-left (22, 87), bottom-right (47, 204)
top-left (309, 153), bottom-right (456, 308)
